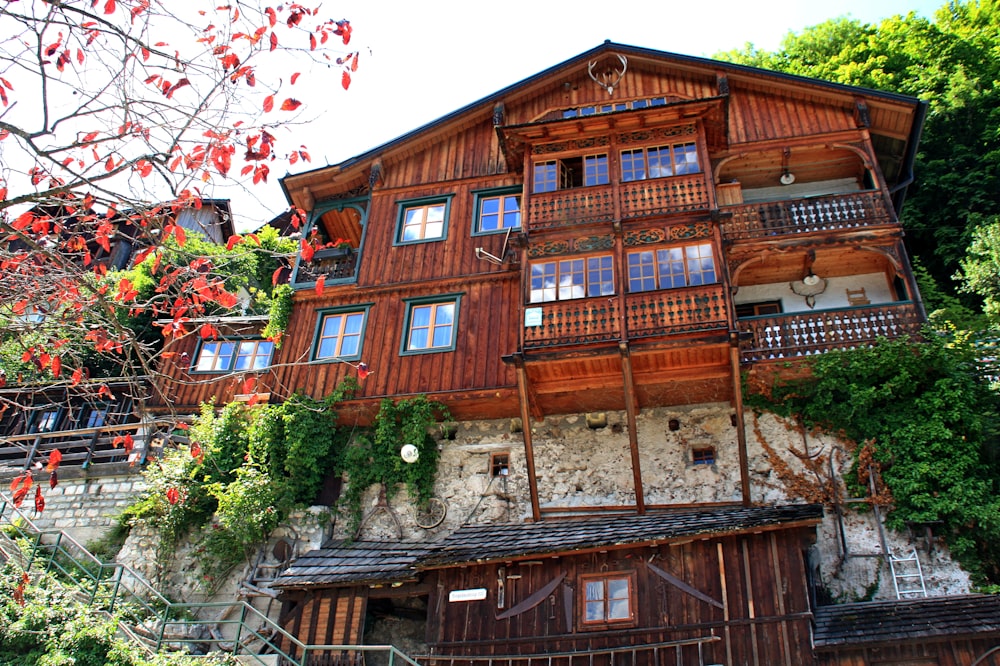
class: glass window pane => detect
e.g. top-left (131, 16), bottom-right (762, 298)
top-left (608, 598), bottom-right (630, 620)
top-left (608, 578), bottom-right (630, 599)
top-left (586, 601), bottom-right (605, 622)
top-left (411, 305), bottom-right (432, 328)
top-left (621, 149), bottom-right (645, 182)
top-left (585, 580), bottom-right (605, 602)
top-left (584, 154), bottom-right (609, 186)
top-left (534, 162), bottom-right (558, 193)
top-left (673, 143), bottom-right (700, 174)
top-left (408, 328), bottom-right (429, 350)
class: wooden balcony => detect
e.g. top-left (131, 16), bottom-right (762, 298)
top-left (626, 284), bottom-right (728, 339)
top-left (523, 297), bottom-right (620, 349)
top-left (721, 191), bottom-right (890, 241)
top-left (739, 302), bottom-right (922, 363)
top-left (526, 174), bottom-right (710, 232)
top-left (295, 247), bottom-right (358, 285)
top-left (0, 421), bottom-right (175, 477)
top-left (527, 185), bottom-right (615, 231)
top-left (620, 173), bottom-right (710, 219)
top-left (522, 285), bottom-right (728, 351)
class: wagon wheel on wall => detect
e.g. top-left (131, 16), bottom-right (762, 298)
top-left (414, 497), bottom-right (447, 529)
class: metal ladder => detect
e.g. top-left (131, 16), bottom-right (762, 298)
top-left (889, 548), bottom-right (927, 599)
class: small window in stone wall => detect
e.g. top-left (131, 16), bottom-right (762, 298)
top-left (490, 452), bottom-right (510, 477)
top-left (692, 447), bottom-right (715, 465)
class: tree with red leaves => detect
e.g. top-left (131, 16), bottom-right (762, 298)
top-left (0, 1), bottom-right (357, 510)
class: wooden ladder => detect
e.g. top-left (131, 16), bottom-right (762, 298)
top-left (889, 548), bottom-right (927, 598)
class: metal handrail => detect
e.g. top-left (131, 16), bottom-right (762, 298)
top-left (0, 490), bottom-right (420, 666)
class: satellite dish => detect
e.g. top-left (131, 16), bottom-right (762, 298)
top-left (400, 444), bottom-right (419, 464)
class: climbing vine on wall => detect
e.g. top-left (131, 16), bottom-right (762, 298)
top-left (745, 333), bottom-right (1000, 586)
top-left (339, 396), bottom-right (450, 535)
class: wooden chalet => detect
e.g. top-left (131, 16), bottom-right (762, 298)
top-left (228, 42), bottom-right (976, 666)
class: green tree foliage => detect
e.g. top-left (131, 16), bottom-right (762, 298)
top-left (957, 219), bottom-right (1000, 321)
top-left (717, 1), bottom-right (1000, 300)
top-left (749, 334), bottom-right (1000, 585)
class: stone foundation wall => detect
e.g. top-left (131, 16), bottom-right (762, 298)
top-left (13, 469), bottom-right (146, 547)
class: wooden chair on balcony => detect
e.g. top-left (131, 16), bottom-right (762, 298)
top-left (846, 287), bottom-right (870, 306)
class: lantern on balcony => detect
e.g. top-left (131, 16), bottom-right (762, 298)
top-left (790, 272), bottom-right (827, 309)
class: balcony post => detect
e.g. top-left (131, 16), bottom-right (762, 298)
top-left (512, 355), bottom-right (541, 522)
top-left (729, 332), bottom-right (752, 506)
top-left (619, 343), bottom-right (646, 514)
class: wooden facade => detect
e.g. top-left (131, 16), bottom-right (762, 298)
top-left (171, 43), bottom-right (958, 665)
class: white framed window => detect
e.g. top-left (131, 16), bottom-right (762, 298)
top-left (627, 243), bottom-right (716, 292)
top-left (529, 255), bottom-right (615, 303)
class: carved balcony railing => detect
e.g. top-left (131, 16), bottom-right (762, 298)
top-left (721, 191), bottom-right (890, 241)
top-left (523, 297), bottom-right (620, 350)
top-left (295, 247), bottom-right (358, 285)
top-left (526, 174), bottom-right (711, 232)
top-left (739, 302), bottom-right (922, 363)
top-left (620, 173), bottom-right (710, 220)
top-left (527, 185), bottom-right (615, 232)
top-left (626, 284), bottom-right (728, 339)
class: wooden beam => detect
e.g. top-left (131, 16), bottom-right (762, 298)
top-left (619, 343), bottom-right (645, 515)
top-left (730, 333), bottom-right (752, 506)
top-left (513, 356), bottom-right (541, 522)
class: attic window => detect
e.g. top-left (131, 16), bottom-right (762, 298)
top-left (562, 96), bottom-right (669, 119)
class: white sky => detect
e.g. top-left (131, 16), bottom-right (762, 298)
top-left (224, 0), bottom-right (947, 229)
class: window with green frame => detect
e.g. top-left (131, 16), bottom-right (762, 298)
top-left (313, 308), bottom-right (368, 361)
top-left (395, 195), bottom-right (453, 244)
top-left (529, 255), bottom-right (615, 303)
top-left (402, 296), bottom-right (460, 354)
top-left (192, 339), bottom-right (275, 373)
top-left (473, 188), bottom-right (521, 234)
top-left (626, 243), bottom-right (716, 292)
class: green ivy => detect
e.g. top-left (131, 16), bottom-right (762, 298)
top-left (747, 332), bottom-right (1000, 586)
top-left (261, 282), bottom-right (293, 345)
top-left (340, 396), bottom-right (450, 534)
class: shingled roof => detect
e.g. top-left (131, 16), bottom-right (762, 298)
top-left (272, 540), bottom-right (436, 590)
top-left (813, 595), bottom-right (1000, 648)
top-left (421, 504), bottom-right (823, 567)
top-left (273, 504), bottom-right (822, 589)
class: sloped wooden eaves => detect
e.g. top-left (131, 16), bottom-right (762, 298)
top-left (279, 42), bottom-right (924, 210)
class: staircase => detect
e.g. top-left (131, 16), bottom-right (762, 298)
top-left (0, 492), bottom-right (421, 666)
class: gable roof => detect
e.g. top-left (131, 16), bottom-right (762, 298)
top-left (813, 594), bottom-right (1000, 648)
top-left (281, 41), bottom-right (924, 211)
top-left (272, 503), bottom-right (822, 589)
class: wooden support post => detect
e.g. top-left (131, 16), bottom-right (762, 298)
top-left (742, 538), bottom-right (761, 666)
top-left (718, 542), bottom-right (732, 666)
top-left (513, 356), bottom-right (541, 522)
top-left (619, 343), bottom-right (645, 514)
top-left (730, 333), bottom-right (752, 506)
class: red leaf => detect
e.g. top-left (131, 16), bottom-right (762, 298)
top-left (49, 471), bottom-right (58, 489)
top-left (14, 573), bottom-right (28, 607)
top-left (10, 473), bottom-right (32, 508)
top-left (242, 376), bottom-right (256, 393)
top-left (269, 32), bottom-right (278, 52)
top-left (226, 234), bottom-right (243, 250)
top-left (351, 52), bottom-right (359, 72)
top-left (290, 72), bottom-right (300, 85)
top-left (105, 156), bottom-right (115, 172)
top-left (357, 362), bottom-right (370, 379)
top-left (262, 95), bottom-right (274, 112)
top-left (265, 7), bottom-right (276, 26)
top-left (299, 239), bottom-right (314, 262)
top-left (71, 367), bottom-right (83, 386)
top-left (190, 441), bottom-right (203, 461)
top-left (34, 486), bottom-right (44, 514)
top-left (166, 487), bottom-right (180, 505)
top-left (122, 434), bottom-right (134, 455)
top-left (200, 323), bottom-right (219, 339)
top-left (315, 274), bottom-right (325, 295)
top-left (173, 224), bottom-right (187, 246)
top-left (104, 0), bottom-right (116, 14)
top-left (280, 98), bottom-right (302, 111)
top-left (46, 449), bottom-right (62, 473)
top-left (309, 33), bottom-right (316, 51)
top-left (50, 355), bottom-right (61, 378)
top-left (341, 70), bottom-right (351, 90)
top-left (272, 266), bottom-right (284, 287)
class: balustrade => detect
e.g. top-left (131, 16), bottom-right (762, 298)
top-left (523, 298), bottom-right (620, 349)
top-left (626, 285), bottom-right (728, 338)
top-left (527, 185), bottom-right (615, 231)
top-left (721, 191), bottom-right (890, 241)
top-left (739, 303), bottom-right (922, 362)
top-left (619, 174), bottom-right (709, 219)
top-left (296, 248), bottom-right (358, 285)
